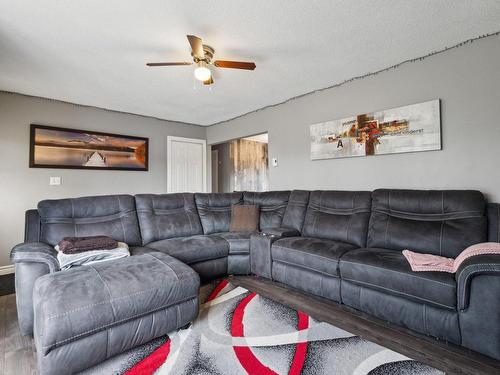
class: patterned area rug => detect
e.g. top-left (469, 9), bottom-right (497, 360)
top-left (82, 279), bottom-right (443, 375)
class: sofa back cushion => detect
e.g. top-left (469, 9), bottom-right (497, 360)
top-left (302, 191), bottom-right (371, 247)
top-left (25, 209), bottom-right (41, 242)
top-left (243, 191), bottom-right (291, 230)
top-left (281, 190), bottom-right (310, 232)
top-left (194, 193), bottom-right (243, 234)
top-left (487, 203), bottom-right (500, 243)
top-left (135, 193), bottom-right (203, 244)
top-left (368, 189), bottom-right (487, 257)
top-left (38, 195), bottom-right (141, 247)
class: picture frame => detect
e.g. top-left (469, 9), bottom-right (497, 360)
top-left (29, 124), bottom-right (149, 171)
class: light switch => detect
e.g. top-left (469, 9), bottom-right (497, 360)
top-left (271, 158), bottom-right (278, 167)
top-left (50, 177), bottom-right (61, 186)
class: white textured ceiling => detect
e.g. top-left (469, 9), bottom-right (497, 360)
top-left (0, 1), bottom-right (499, 126)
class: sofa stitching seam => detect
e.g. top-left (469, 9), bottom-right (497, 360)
top-left (41, 210), bottom-right (137, 225)
top-left (273, 259), bottom-right (339, 278)
top-left (385, 191), bottom-right (391, 249)
top-left (439, 221), bottom-right (444, 256)
top-left (373, 209), bottom-right (483, 217)
top-left (11, 253), bottom-right (59, 272)
top-left (45, 277), bottom-right (194, 320)
top-left (439, 192), bottom-right (444, 256)
top-left (208, 195), bottom-right (215, 233)
top-left (88, 265), bottom-right (115, 358)
top-left (178, 254), bottom-right (229, 264)
top-left (423, 304), bottom-right (427, 334)
top-left (117, 195), bottom-right (126, 243)
top-left (146, 253), bottom-right (180, 281)
top-left (340, 261), bottom-right (455, 287)
top-left (441, 191), bottom-right (445, 215)
top-left (342, 277), bottom-right (455, 309)
top-left (273, 244), bottom-right (346, 263)
top-left (151, 196), bottom-right (160, 242)
top-left (183, 194), bottom-right (194, 234)
top-left (458, 263), bottom-right (500, 307)
top-left (42, 296), bottom-right (197, 349)
top-left (346, 193), bottom-right (355, 244)
top-left (71, 200), bottom-right (77, 237)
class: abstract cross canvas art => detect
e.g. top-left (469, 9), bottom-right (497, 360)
top-left (310, 100), bottom-right (441, 160)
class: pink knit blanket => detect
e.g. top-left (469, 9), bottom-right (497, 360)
top-left (403, 242), bottom-right (500, 273)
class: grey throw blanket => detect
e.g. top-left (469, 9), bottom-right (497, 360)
top-left (56, 242), bottom-right (130, 270)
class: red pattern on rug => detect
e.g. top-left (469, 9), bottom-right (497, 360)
top-left (124, 339), bottom-right (171, 375)
top-left (232, 292), bottom-right (278, 375)
top-left (231, 291), bottom-right (310, 374)
top-left (289, 311), bottom-right (309, 375)
top-left (206, 278), bottom-right (230, 302)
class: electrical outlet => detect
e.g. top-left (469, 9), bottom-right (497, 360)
top-left (50, 177), bottom-right (61, 186)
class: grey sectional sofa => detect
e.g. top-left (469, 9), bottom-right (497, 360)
top-left (11, 189), bottom-right (500, 362)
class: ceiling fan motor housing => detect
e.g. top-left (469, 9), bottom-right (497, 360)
top-left (193, 45), bottom-right (214, 63)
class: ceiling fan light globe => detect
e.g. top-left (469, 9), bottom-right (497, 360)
top-left (194, 63), bottom-right (211, 82)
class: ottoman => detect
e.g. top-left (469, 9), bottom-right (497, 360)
top-left (33, 252), bottom-right (200, 375)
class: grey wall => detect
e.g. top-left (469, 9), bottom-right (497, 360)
top-left (0, 93), bottom-right (205, 267)
top-left (207, 34), bottom-right (500, 202)
top-left (212, 142), bottom-right (233, 193)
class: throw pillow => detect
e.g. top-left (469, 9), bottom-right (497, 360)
top-left (230, 205), bottom-right (259, 232)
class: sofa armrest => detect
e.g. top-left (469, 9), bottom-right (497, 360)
top-left (10, 242), bottom-right (59, 336)
top-left (11, 242), bottom-right (60, 273)
top-left (456, 254), bottom-right (500, 310)
top-left (250, 230), bottom-right (300, 279)
top-left (262, 227), bottom-right (300, 237)
top-left (250, 233), bottom-right (278, 279)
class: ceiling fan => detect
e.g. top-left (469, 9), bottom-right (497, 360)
top-left (146, 35), bottom-right (256, 85)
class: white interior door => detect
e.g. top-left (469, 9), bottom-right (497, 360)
top-left (167, 136), bottom-right (207, 193)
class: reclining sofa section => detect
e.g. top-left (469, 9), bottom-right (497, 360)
top-left (10, 189), bottom-right (500, 361)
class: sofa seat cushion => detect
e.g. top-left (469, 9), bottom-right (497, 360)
top-left (146, 235), bottom-right (229, 264)
top-left (272, 237), bottom-right (356, 277)
top-left (339, 248), bottom-right (457, 309)
top-left (211, 232), bottom-right (252, 255)
top-left (33, 253), bottom-right (199, 355)
top-left (33, 253), bottom-right (199, 375)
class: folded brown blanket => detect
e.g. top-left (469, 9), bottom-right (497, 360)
top-left (57, 236), bottom-right (118, 254)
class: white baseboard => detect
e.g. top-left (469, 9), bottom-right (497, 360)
top-left (0, 265), bottom-right (15, 275)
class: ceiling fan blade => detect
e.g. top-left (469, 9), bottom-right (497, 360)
top-left (203, 76), bottom-right (214, 85)
top-left (213, 60), bottom-right (256, 70)
top-left (146, 62), bottom-right (192, 66)
top-left (187, 35), bottom-right (204, 59)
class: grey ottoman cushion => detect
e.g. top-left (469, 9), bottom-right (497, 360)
top-left (33, 252), bottom-right (200, 375)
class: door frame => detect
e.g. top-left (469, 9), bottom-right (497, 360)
top-left (211, 148), bottom-right (219, 193)
top-left (167, 136), bottom-right (207, 193)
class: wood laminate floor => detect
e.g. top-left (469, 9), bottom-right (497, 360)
top-left (0, 294), bottom-right (37, 375)
top-left (0, 274), bottom-right (15, 297)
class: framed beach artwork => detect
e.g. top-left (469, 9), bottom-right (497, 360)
top-left (29, 124), bottom-right (149, 171)
top-left (310, 99), bottom-right (441, 160)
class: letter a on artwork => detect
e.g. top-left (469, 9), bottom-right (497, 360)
top-left (337, 139), bottom-right (343, 148)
